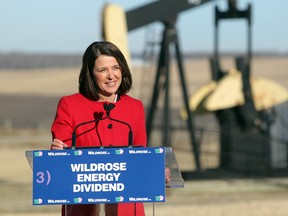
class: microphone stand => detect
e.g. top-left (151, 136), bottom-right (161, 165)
top-left (107, 116), bottom-right (133, 147)
top-left (104, 103), bottom-right (133, 147)
top-left (71, 117), bottom-right (107, 149)
top-left (71, 103), bottom-right (134, 149)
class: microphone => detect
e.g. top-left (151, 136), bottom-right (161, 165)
top-left (103, 103), bottom-right (133, 147)
top-left (103, 103), bottom-right (115, 117)
top-left (71, 114), bottom-right (106, 149)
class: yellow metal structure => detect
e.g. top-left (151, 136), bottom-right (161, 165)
top-left (181, 68), bottom-right (288, 119)
top-left (102, 4), bottom-right (131, 68)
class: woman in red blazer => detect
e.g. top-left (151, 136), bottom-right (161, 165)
top-left (51, 41), bottom-right (147, 216)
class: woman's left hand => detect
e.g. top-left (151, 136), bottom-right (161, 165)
top-left (165, 167), bottom-right (171, 183)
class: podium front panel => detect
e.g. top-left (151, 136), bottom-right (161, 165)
top-left (30, 147), bottom-right (165, 205)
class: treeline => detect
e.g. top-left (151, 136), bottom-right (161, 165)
top-left (0, 51), bottom-right (287, 70)
top-left (0, 53), bottom-right (82, 69)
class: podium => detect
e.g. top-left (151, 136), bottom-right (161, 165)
top-left (26, 147), bottom-right (183, 215)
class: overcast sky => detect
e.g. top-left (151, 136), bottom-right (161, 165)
top-left (1, 0), bottom-right (287, 54)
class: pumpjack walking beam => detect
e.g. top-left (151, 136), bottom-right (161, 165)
top-left (145, 18), bottom-right (201, 171)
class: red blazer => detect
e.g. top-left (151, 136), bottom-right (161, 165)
top-left (51, 93), bottom-right (147, 148)
top-left (51, 93), bottom-right (147, 216)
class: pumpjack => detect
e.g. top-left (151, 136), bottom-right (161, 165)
top-left (189, 0), bottom-right (288, 175)
top-left (102, 0), bottom-right (288, 176)
top-left (102, 0), bottom-right (215, 171)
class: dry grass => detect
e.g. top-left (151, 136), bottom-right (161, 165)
top-left (0, 56), bottom-right (288, 216)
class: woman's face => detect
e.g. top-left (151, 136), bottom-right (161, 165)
top-left (93, 55), bottom-right (122, 101)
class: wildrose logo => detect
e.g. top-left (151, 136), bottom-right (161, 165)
top-left (34, 198), bottom-right (43, 204)
top-left (34, 151), bottom-right (43, 157)
top-left (155, 148), bottom-right (164, 154)
top-left (115, 149), bottom-right (124, 154)
top-left (74, 197), bottom-right (83, 203)
top-left (74, 150), bottom-right (83, 156)
top-left (115, 196), bottom-right (124, 202)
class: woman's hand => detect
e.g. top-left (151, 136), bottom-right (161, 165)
top-left (165, 167), bottom-right (171, 183)
top-left (51, 138), bottom-right (67, 150)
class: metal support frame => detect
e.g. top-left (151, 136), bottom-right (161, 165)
top-left (213, 0), bottom-right (257, 129)
top-left (212, 0), bottom-right (258, 168)
top-left (145, 19), bottom-right (201, 171)
top-left (213, 0), bottom-right (252, 80)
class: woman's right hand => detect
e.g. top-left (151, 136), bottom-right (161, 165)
top-left (51, 138), bottom-right (67, 150)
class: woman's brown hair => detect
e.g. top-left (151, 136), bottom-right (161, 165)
top-left (79, 41), bottom-right (132, 100)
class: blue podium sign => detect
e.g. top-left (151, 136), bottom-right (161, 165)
top-left (32, 147), bottom-right (165, 205)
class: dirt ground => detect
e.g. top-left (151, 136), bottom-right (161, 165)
top-left (0, 56), bottom-right (288, 216)
top-left (2, 139), bottom-right (288, 216)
